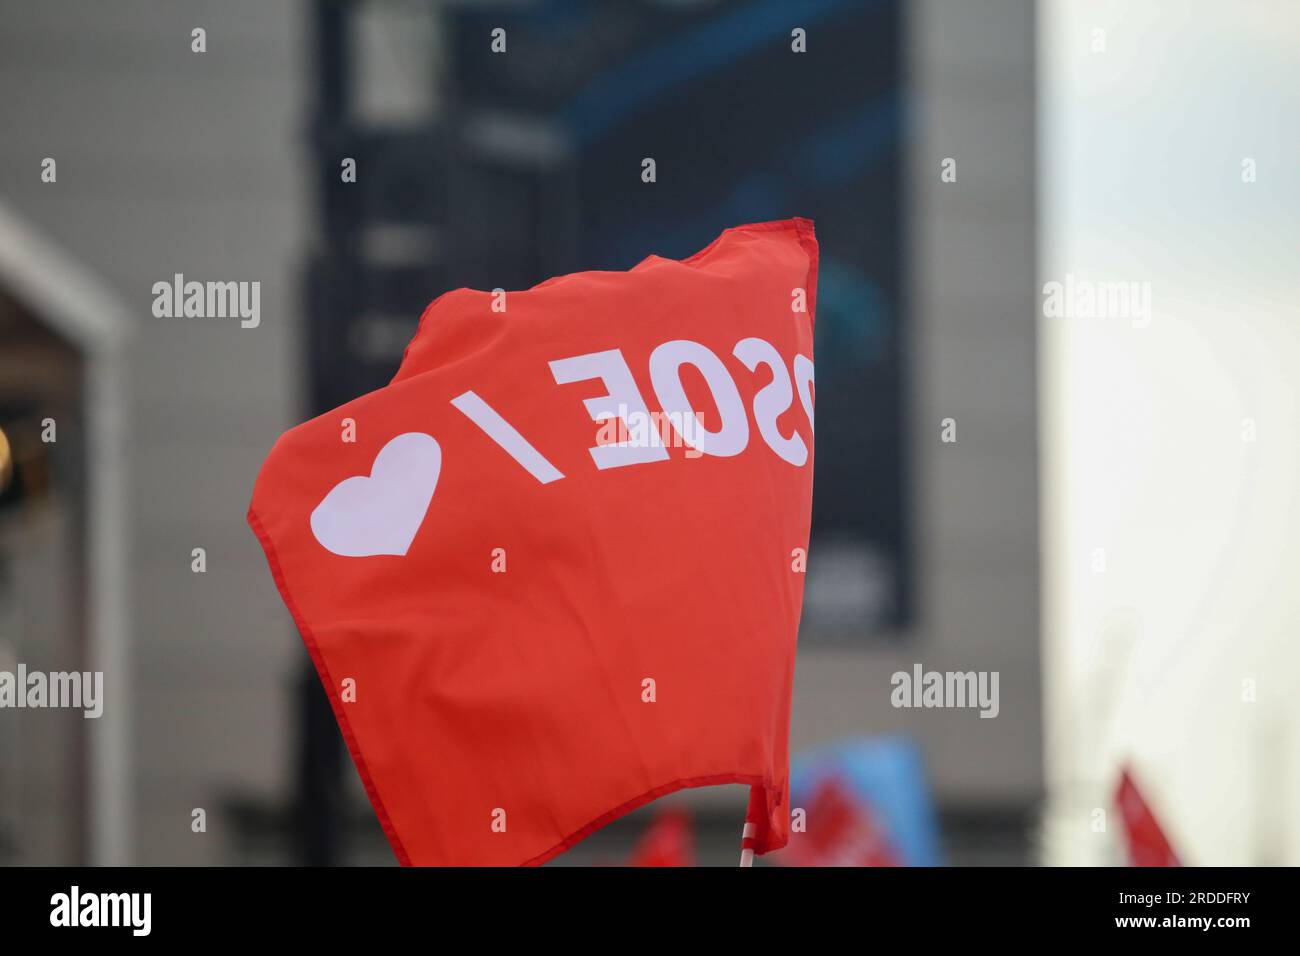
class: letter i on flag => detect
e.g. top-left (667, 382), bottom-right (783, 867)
top-left (248, 219), bottom-right (818, 865)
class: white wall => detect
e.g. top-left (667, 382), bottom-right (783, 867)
top-left (1040, 0), bottom-right (1300, 864)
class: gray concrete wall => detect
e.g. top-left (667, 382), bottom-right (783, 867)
top-left (0, 0), bottom-right (308, 864)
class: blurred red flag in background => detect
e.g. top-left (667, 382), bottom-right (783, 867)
top-left (628, 808), bottom-right (696, 867)
top-left (248, 220), bottom-right (818, 865)
top-left (1116, 767), bottom-right (1182, 867)
top-left (778, 775), bottom-right (901, 867)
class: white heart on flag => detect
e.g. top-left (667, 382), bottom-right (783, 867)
top-left (310, 432), bottom-right (441, 557)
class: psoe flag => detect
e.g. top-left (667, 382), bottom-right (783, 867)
top-left (248, 219), bottom-right (818, 865)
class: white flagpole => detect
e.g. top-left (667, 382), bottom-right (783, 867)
top-left (739, 820), bottom-right (756, 867)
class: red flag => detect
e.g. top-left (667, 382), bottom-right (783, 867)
top-left (248, 219), bottom-right (818, 865)
top-left (779, 776), bottom-right (900, 867)
top-left (1115, 767), bottom-right (1182, 866)
top-left (628, 808), bottom-right (696, 867)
